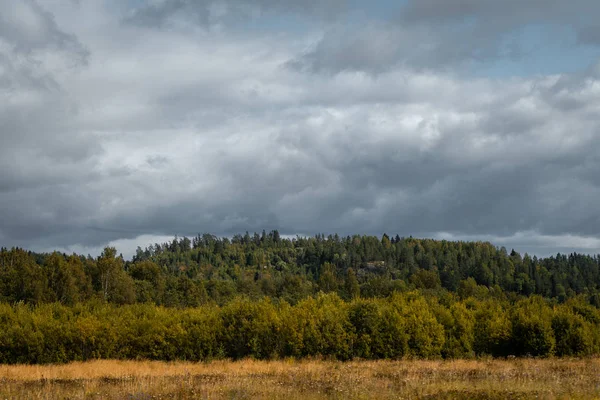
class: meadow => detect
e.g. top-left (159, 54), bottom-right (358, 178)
top-left (0, 358), bottom-right (599, 399)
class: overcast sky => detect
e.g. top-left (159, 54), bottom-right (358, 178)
top-left (2, 0), bottom-right (600, 259)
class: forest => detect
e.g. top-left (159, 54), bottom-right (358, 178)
top-left (1, 232), bottom-right (600, 363)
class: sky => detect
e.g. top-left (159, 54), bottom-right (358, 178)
top-left (2, 0), bottom-right (600, 259)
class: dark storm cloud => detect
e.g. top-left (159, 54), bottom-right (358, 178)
top-left (2, 1), bottom-right (600, 258)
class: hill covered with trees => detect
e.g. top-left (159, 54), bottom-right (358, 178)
top-left (2, 232), bottom-right (599, 307)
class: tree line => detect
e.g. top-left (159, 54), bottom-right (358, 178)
top-left (1, 232), bottom-right (600, 307)
top-left (0, 292), bottom-right (598, 364)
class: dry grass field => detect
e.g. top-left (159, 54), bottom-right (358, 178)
top-left (0, 358), bottom-right (599, 399)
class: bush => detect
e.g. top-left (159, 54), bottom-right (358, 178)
top-left (473, 300), bottom-right (512, 357)
top-left (552, 307), bottom-right (596, 356)
top-left (0, 292), bottom-right (599, 364)
top-left (390, 293), bottom-right (445, 358)
top-left (511, 297), bottom-right (555, 357)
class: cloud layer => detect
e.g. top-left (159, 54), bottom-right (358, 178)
top-left (2, 0), bottom-right (600, 258)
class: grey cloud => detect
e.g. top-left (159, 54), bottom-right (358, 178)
top-left (398, 0), bottom-right (600, 65)
top-left (577, 26), bottom-right (600, 45)
top-left (137, 76), bottom-right (587, 242)
top-left (0, 0), bottom-right (89, 64)
top-left (538, 65), bottom-right (600, 113)
top-left (125, 0), bottom-right (348, 28)
top-left (125, 0), bottom-right (211, 28)
top-left (288, 22), bottom-right (523, 74)
top-left (399, 0), bottom-right (598, 25)
top-left (2, 1), bottom-right (600, 258)
top-left (126, 0), bottom-right (598, 75)
top-left (146, 155), bottom-right (170, 168)
top-left (287, 24), bottom-right (407, 74)
top-left (291, 0), bottom-right (600, 74)
top-left (0, 0), bottom-right (102, 237)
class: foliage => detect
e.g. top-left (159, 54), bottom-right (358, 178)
top-left (4, 232), bottom-right (600, 308)
top-left (2, 232), bottom-right (600, 363)
top-left (0, 291), bottom-right (598, 364)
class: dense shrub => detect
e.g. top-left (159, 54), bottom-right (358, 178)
top-left (552, 307), bottom-right (597, 357)
top-left (390, 293), bottom-right (445, 358)
top-left (0, 292), bottom-right (599, 364)
top-left (472, 300), bottom-right (513, 357)
top-left (511, 297), bottom-right (556, 357)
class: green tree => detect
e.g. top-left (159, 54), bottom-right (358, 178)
top-left (45, 253), bottom-right (90, 305)
top-left (345, 268), bottom-right (360, 300)
top-left (319, 262), bottom-right (338, 293)
top-left (97, 247), bottom-right (135, 304)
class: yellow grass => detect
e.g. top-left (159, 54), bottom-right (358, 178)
top-left (0, 358), bottom-right (599, 399)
